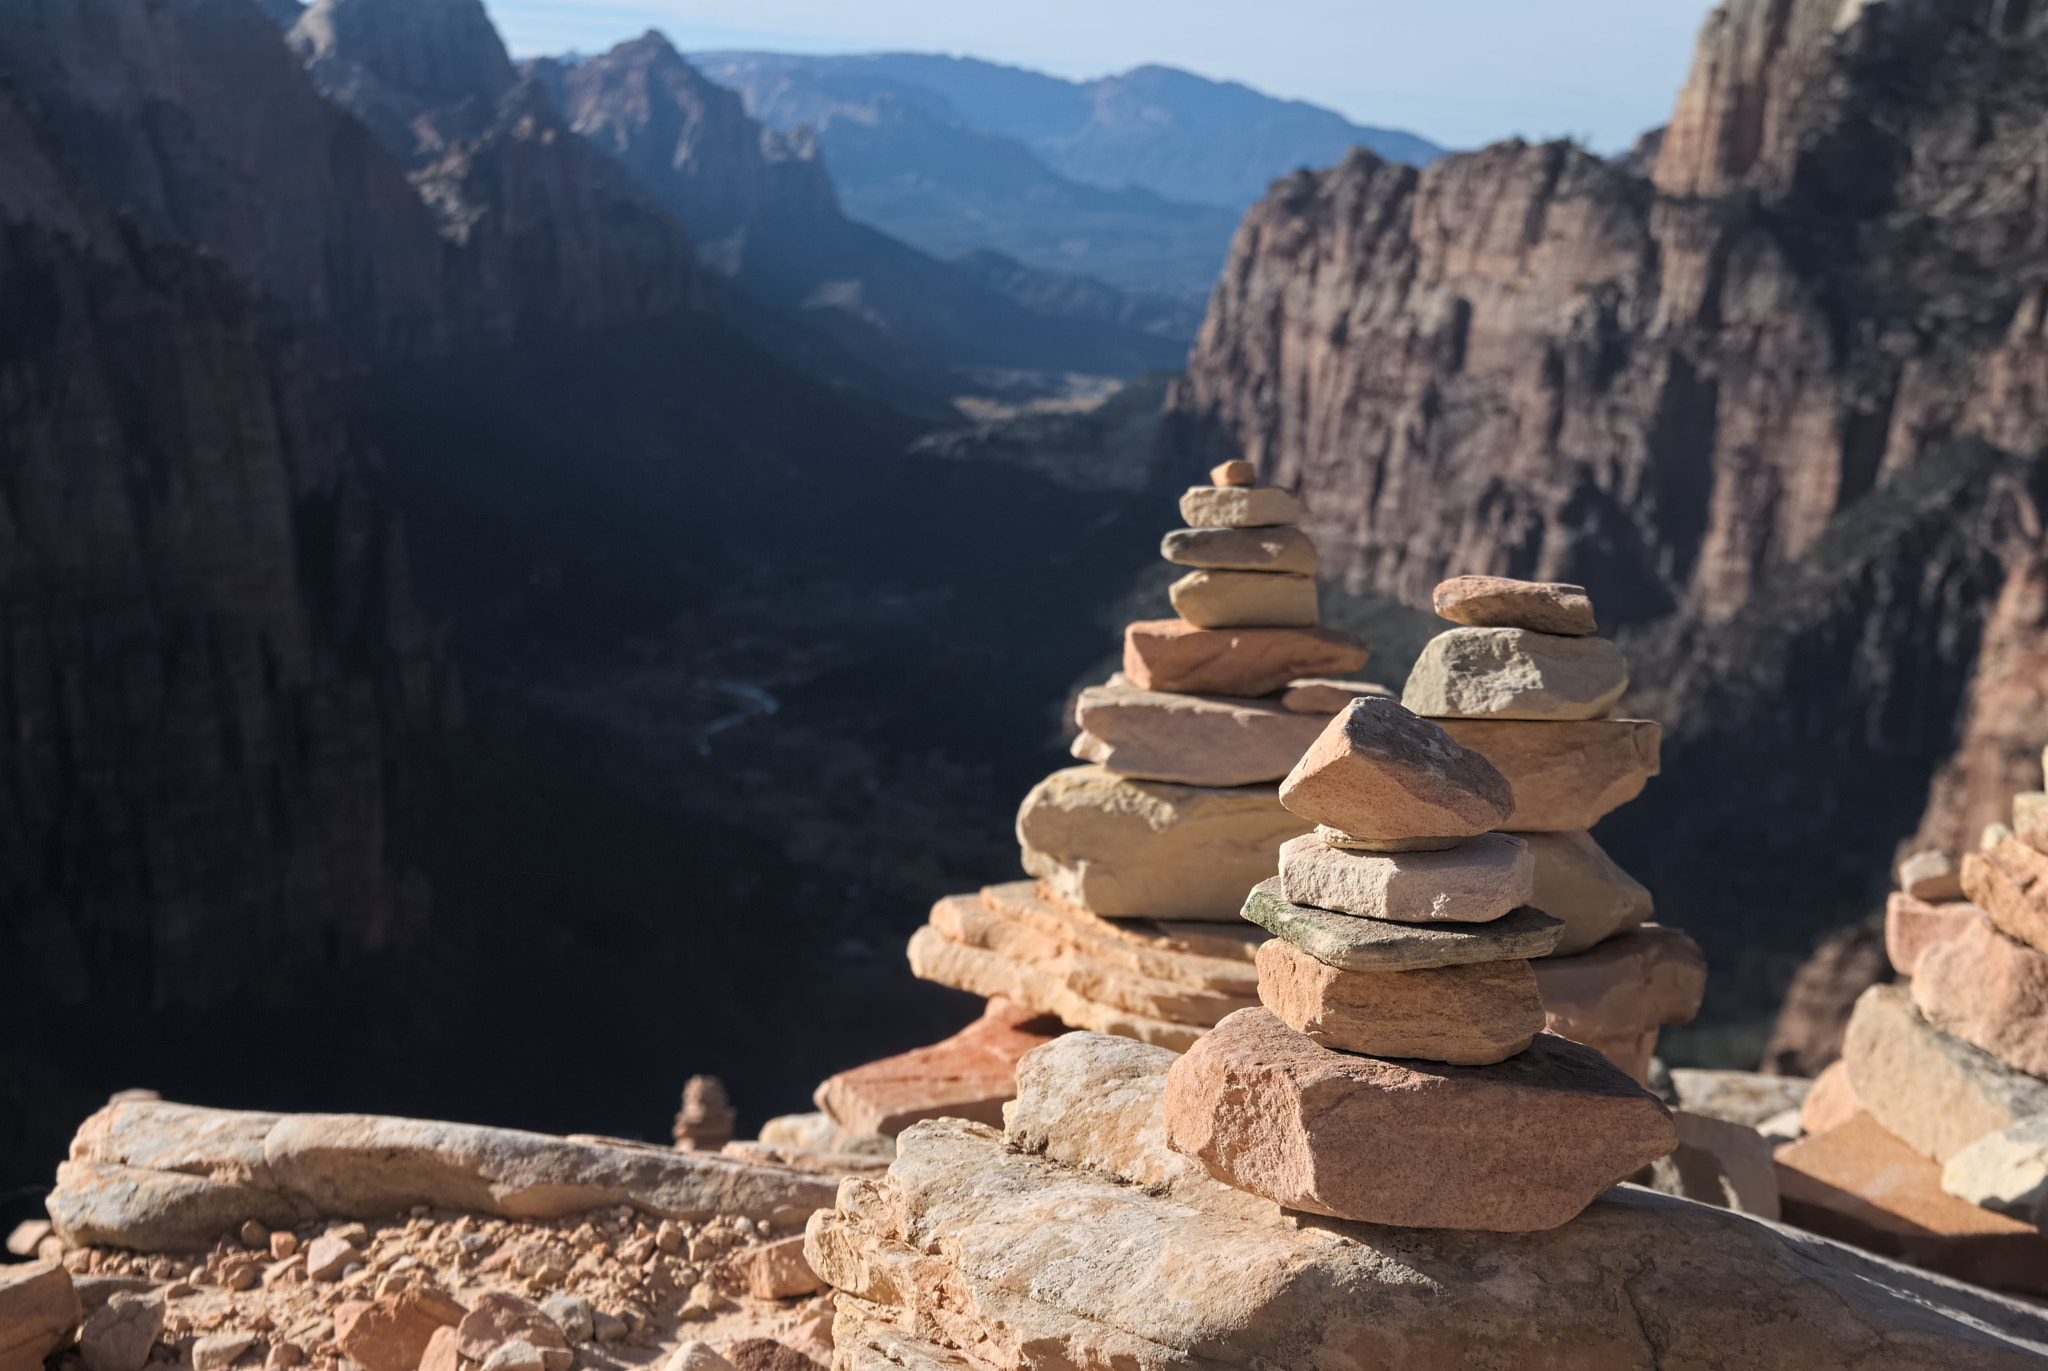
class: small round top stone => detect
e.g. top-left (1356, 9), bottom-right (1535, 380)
top-left (1434, 576), bottom-right (1597, 636)
top-left (1211, 460), bottom-right (1258, 488)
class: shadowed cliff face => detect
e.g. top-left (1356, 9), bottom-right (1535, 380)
top-left (0, 80), bottom-right (448, 1172)
top-left (1164, 0), bottom-right (2048, 1053)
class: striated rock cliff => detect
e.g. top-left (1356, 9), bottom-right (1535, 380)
top-left (0, 80), bottom-right (447, 1167)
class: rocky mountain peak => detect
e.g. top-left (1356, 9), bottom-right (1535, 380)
top-left (289, 0), bottom-right (517, 163)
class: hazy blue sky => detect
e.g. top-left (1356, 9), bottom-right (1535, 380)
top-left (484, 0), bottom-right (1720, 152)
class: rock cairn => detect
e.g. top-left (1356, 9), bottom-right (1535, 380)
top-left (1161, 685), bottom-right (1679, 1231)
top-left (801, 466), bottom-right (1375, 1136)
top-left (1777, 745), bottom-right (2048, 1294)
top-left (1401, 576), bottom-right (1704, 1083)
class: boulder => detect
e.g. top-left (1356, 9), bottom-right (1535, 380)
top-left (1519, 830), bottom-right (1654, 956)
top-left (1885, 892), bottom-right (1985, 975)
top-left (1776, 1112), bottom-right (2048, 1295)
top-left (1016, 766), bottom-right (1310, 920)
top-left (1276, 696), bottom-right (1514, 845)
top-left (1913, 916), bottom-right (2048, 1076)
top-left (1434, 718), bottom-right (1660, 830)
top-left (1159, 524), bottom-right (1316, 575)
top-left (1070, 682), bottom-right (1328, 786)
top-left (1432, 576), bottom-right (1597, 636)
top-left (1121, 620), bottom-right (1369, 697)
top-left (1241, 879), bottom-right (1563, 971)
top-left (1899, 849), bottom-right (1967, 902)
top-left (1168, 569), bottom-right (1318, 628)
top-left (1963, 837), bottom-right (2048, 953)
top-left (1254, 937), bottom-right (1544, 1064)
top-left (1402, 628), bottom-right (1628, 721)
top-left (48, 1098), bottom-right (841, 1252)
top-left (336, 1289), bottom-right (467, 1371)
top-left (1276, 832), bottom-right (1531, 923)
top-left (1162, 1009), bottom-right (1674, 1230)
top-left (456, 1293), bottom-right (569, 1368)
top-left (1177, 485), bottom-right (1307, 528)
top-left (812, 998), bottom-right (1062, 1136)
top-left (1530, 926), bottom-right (1706, 1084)
top-left (1278, 677), bottom-right (1392, 713)
top-left (1, 1263), bottom-right (80, 1371)
top-left (1840, 984), bottom-right (2048, 1164)
top-left (77, 1289), bottom-right (161, 1371)
top-left (810, 1032), bottom-right (2048, 1369)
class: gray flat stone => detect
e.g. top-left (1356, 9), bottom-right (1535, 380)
top-left (1241, 878), bottom-right (1562, 970)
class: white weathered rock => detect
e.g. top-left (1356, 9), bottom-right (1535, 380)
top-left (1178, 486), bottom-right (1307, 528)
top-left (1641, 1110), bottom-right (1781, 1220)
top-left (1403, 627), bottom-right (1628, 720)
top-left (664, 1343), bottom-right (735, 1371)
top-left (1241, 878), bottom-right (1563, 970)
top-left (807, 1035), bottom-right (2048, 1370)
top-left (1944, 1114), bottom-right (2048, 1226)
top-left (1017, 766), bottom-right (1310, 920)
top-left (1277, 831), bottom-right (1532, 922)
top-left (1070, 683), bottom-right (1329, 786)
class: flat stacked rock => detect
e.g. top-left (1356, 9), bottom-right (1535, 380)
top-left (1778, 766), bottom-right (2048, 1294)
top-left (818, 468), bottom-right (1374, 1133)
top-left (1160, 696), bottom-right (1677, 1230)
top-left (1403, 576), bottom-right (1699, 1081)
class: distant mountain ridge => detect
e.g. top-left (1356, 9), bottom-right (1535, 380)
top-left (691, 51), bottom-right (1441, 300)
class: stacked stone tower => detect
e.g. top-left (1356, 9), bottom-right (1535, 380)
top-left (1401, 576), bottom-right (1705, 1083)
top-left (1162, 682), bottom-right (1680, 1230)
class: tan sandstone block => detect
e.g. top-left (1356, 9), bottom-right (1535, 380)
top-left (1434, 718), bottom-right (1661, 831)
top-left (1163, 1009), bottom-right (1674, 1230)
top-left (1280, 678), bottom-right (1393, 713)
top-left (1210, 461), bottom-right (1256, 487)
top-left (1531, 926), bottom-right (1705, 1084)
top-left (1775, 1113), bottom-right (2048, 1295)
top-left (1178, 486), bottom-right (1307, 528)
top-left (812, 998), bottom-right (1062, 1136)
top-left (1963, 838), bottom-right (2048, 953)
top-left (336, 1289), bottom-right (467, 1371)
top-left (1899, 849), bottom-right (1966, 903)
top-left (0, 1263), bottom-right (80, 1371)
top-left (1277, 696), bottom-right (1514, 845)
top-left (1276, 831), bottom-right (1531, 923)
top-left (1070, 682), bottom-right (1328, 786)
top-left (1255, 938), bottom-right (1544, 1064)
top-left (1914, 917), bottom-right (2048, 1077)
top-left (1169, 569), bottom-right (1318, 628)
top-left (1520, 830), bottom-right (1654, 956)
top-left (906, 926), bottom-right (1212, 1051)
top-left (1433, 576), bottom-right (1597, 636)
top-left (1842, 985), bottom-right (2048, 1164)
top-left (1123, 620), bottom-right (1370, 697)
top-left (1885, 892), bottom-right (1984, 976)
top-left (1802, 1061), bottom-right (1862, 1136)
top-left (1160, 524), bottom-right (1316, 575)
top-left (2016, 792), bottom-right (2048, 836)
top-left (1403, 627), bottom-right (1628, 721)
top-left (976, 881), bottom-right (1262, 979)
top-left (1017, 765), bottom-right (1310, 920)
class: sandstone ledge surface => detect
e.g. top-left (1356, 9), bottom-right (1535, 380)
top-left (806, 1033), bottom-right (2048, 1370)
